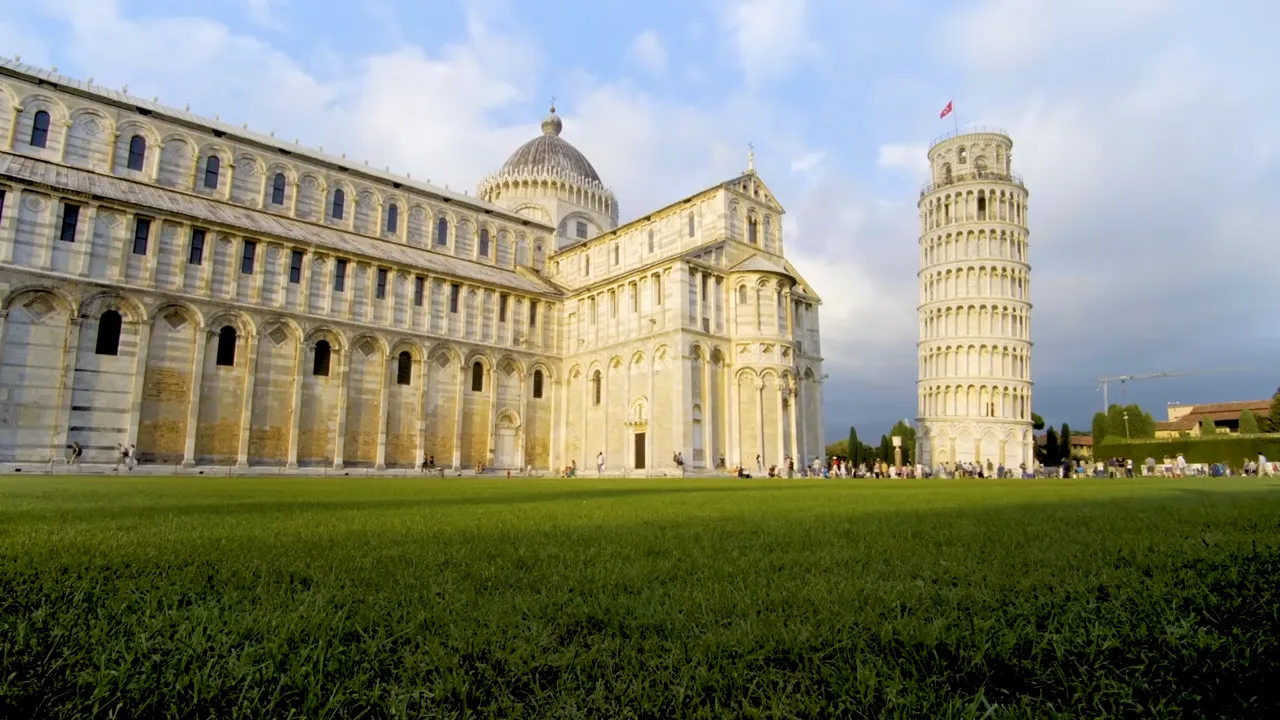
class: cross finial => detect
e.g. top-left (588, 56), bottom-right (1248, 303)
top-left (747, 141), bottom-right (755, 172)
top-left (549, 96), bottom-right (556, 112)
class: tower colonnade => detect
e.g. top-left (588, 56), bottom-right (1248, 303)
top-left (916, 129), bottom-right (1033, 470)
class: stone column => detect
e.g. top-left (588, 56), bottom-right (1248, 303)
top-left (756, 377), bottom-right (766, 468)
top-left (76, 206), bottom-right (99, 278)
top-left (332, 345), bottom-right (351, 469)
top-left (485, 364), bottom-right (498, 467)
top-left (549, 377), bottom-right (562, 472)
top-left (726, 366), bottom-right (738, 467)
top-left (646, 353), bottom-right (655, 474)
top-left (286, 338), bottom-right (306, 468)
top-left (5, 105), bottom-right (19, 149)
top-left (125, 319), bottom-right (152, 450)
top-left (784, 290), bottom-right (794, 337)
top-left (451, 362), bottom-right (465, 469)
top-left (701, 354), bottom-right (711, 468)
top-left (115, 211), bottom-right (134, 283)
top-left (415, 346), bottom-right (429, 468)
top-left (235, 332), bottom-right (258, 467)
top-left (516, 370), bottom-right (529, 470)
top-left (776, 383), bottom-right (787, 467)
top-left (181, 326), bottom-right (208, 466)
top-left (580, 369), bottom-right (589, 470)
top-left (373, 351), bottom-right (386, 468)
top-left (788, 385), bottom-right (801, 469)
top-left (52, 317), bottom-right (80, 458)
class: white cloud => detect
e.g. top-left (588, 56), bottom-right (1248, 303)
top-left (789, 150), bottom-right (825, 174)
top-left (244, 0), bottom-right (284, 29)
top-left (717, 0), bottom-right (817, 83)
top-left (626, 30), bottom-right (667, 74)
top-left (875, 144), bottom-right (928, 176)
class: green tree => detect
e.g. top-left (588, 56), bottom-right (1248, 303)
top-left (1200, 416), bottom-right (1216, 436)
top-left (1044, 427), bottom-right (1061, 465)
top-left (1105, 404), bottom-right (1156, 441)
top-left (1032, 412), bottom-right (1045, 431)
top-left (878, 435), bottom-right (892, 463)
top-left (1060, 423), bottom-right (1072, 459)
top-left (825, 439), bottom-right (847, 459)
top-left (847, 426), bottom-right (860, 465)
top-left (1092, 412), bottom-right (1108, 445)
top-left (1240, 410), bottom-right (1260, 435)
top-left (1267, 388), bottom-right (1280, 433)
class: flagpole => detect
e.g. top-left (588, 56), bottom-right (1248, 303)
top-left (952, 100), bottom-right (959, 135)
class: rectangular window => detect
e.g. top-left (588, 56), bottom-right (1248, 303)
top-left (589, 297), bottom-right (597, 325)
top-left (376, 268), bottom-right (388, 299)
top-left (576, 221), bottom-right (587, 239)
top-left (449, 283), bottom-right (460, 313)
top-left (0, 189), bottom-right (6, 221)
top-left (414, 277), bottom-right (424, 306)
top-left (648, 229), bottom-right (654, 253)
top-left (241, 240), bottom-right (256, 274)
top-left (688, 213), bottom-right (695, 237)
top-left (334, 259), bottom-right (347, 292)
top-left (654, 275), bottom-right (663, 305)
top-left (289, 249), bottom-right (304, 284)
top-left (612, 245), bottom-right (619, 266)
top-left (499, 293), bottom-right (508, 322)
top-left (529, 300), bottom-right (538, 328)
top-left (132, 216), bottom-right (151, 255)
top-left (59, 203), bottom-right (80, 242)
top-left (583, 255), bottom-right (590, 277)
top-left (188, 228), bottom-right (206, 265)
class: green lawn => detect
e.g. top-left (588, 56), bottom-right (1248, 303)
top-left (2, 476), bottom-right (1280, 718)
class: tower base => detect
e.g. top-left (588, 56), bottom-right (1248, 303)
top-left (916, 419), bottom-right (1035, 471)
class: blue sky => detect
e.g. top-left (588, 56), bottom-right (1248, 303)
top-left (2, 0), bottom-right (1278, 441)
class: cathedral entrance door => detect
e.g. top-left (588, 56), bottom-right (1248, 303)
top-left (634, 432), bottom-right (646, 470)
top-left (495, 428), bottom-right (517, 468)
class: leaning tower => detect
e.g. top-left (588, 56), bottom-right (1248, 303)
top-left (916, 129), bottom-right (1034, 471)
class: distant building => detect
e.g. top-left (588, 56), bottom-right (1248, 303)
top-left (1034, 432), bottom-right (1093, 460)
top-left (1155, 400), bottom-right (1272, 437)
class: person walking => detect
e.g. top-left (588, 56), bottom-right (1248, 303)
top-left (596, 451), bottom-right (605, 477)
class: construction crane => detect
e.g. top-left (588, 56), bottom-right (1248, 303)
top-left (1095, 367), bottom-right (1259, 412)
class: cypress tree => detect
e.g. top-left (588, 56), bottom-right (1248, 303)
top-left (847, 426), bottom-right (860, 465)
top-left (1060, 423), bottom-right (1072, 460)
top-left (1045, 427), bottom-right (1060, 465)
top-left (1200, 416), bottom-right (1216, 436)
top-left (1240, 410), bottom-right (1260, 435)
top-left (1091, 412), bottom-right (1107, 445)
top-left (1267, 388), bottom-right (1280, 433)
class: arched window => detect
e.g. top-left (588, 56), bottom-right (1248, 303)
top-left (215, 325), bottom-right (237, 367)
top-left (313, 340), bottom-right (331, 376)
top-left (30, 110), bottom-right (50, 148)
top-left (532, 369), bottom-right (544, 399)
top-left (127, 135), bottom-right (147, 171)
top-left (747, 217), bottom-right (758, 244)
top-left (94, 310), bottom-right (122, 356)
top-left (386, 203), bottom-right (399, 233)
top-left (396, 351), bottom-right (412, 385)
top-left (271, 173), bottom-right (286, 205)
top-left (591, 370), bottom-right (602, 406)
top-left (738, 286), bottom-right (748, 304)
top-left (436, 217), bottom-right (449, 245)
top-left (471, 361), bottom-right (484, 392)
top-left (203, 155), bottom-right (220, 189)
top-left (957, 147), bottom-right (968, 164)
top-left (478, 228), bottom-right (490, 257)
top-left (331, 188), bottom-right (345, 220)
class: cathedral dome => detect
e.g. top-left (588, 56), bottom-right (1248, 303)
top-left (500, 105), bottom-right (602, 184)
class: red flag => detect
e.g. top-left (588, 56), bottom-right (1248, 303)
top-left (939, 101), bottom-right (953, 119)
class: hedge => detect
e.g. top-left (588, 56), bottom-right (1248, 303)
top-left (1095, 434), bottom-right (1280, 467)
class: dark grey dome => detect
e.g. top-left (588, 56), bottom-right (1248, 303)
top-left (500, 105), bottom-right (602, 184)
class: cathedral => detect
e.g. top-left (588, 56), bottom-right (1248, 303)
top-left (0, 58), bottom-right (825, 473)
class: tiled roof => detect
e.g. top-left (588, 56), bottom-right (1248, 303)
top-left (0, 153), bottom-right (563, 296)
top-left (0, 57), bottom-right (547, 229)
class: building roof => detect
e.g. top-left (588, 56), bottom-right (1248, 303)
top-left (0, 57), bottom-right (547, 230)
top-left (1159, 399), bottom-right (1271, 431)
top-left (0, 152), bottom-right (563, 296)
top-left (729, 254), bottom-right (792, 276)
top-left (500, 106), bottom-right (602, 184)
top-left (1035, 433), bottom-right (1093, 447)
